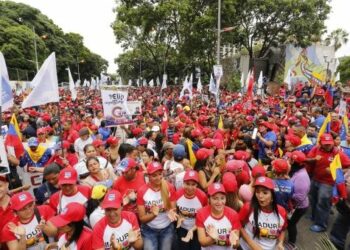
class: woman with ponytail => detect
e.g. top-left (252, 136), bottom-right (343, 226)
top-left (137, 161), bottom-right (178, 250)
top-left (239, 177), bottom-right (287, 250)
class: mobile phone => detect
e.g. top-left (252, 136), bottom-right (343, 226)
top-left (252, 128), bottom-right (258, 139)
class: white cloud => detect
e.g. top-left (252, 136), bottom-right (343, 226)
top-left (10, 0), bottom-right (350, 75)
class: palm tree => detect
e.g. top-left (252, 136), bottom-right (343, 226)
top-left (325, 28), bottom-right (349, 51)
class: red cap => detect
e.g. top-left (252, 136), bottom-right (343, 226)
top-left (37, 128), bottom-right (46, 135)
top-left (225, 160), bottom-right (246, 172)
top-left (50, 202), bottom-right (86, 227)
top-left (259, 121), bottom-right (273, 130)
top-left (285, 134), bottom-right (301, 147)
top-left (234, 150), bottom-right (249, 161)
top-left (138, 137), bottom-right (148, 145)
top-left (290, 151), bottom-right (306, 163)
top-left (28, 109), bottom-right (38, 117)
top-left (117, 158), bottom-right (138, 173)
top-left (254, 176), bottom-right (275, 190)
top-left (272, 159), bottom-right (289, 174)
top-left (222, 172), bottom-right (238, 193)
top-left (183, 170), bottom-right (199, 183)
top-left (90, 124), bottom-right (98, 131)
top-left (106, 137), bottom-right (119, 145)
top-left (147, 161), bottom-right (163, 174)
top-left (279, 120), bottom-right (289, 127)
top-left (191, 129), bottom-right (202, 138)
top-left (213, 139), bottom-right (224, 149)
top-left (195, 148), bottom-right (213, 161)
top-left (62, 140), bottom-right (71, 149)
top-left (208, 183), bottom-right (226, 196)
top-left (251, 165), bottom-right (266, 178)
top-left (320, 133), bottom-right (334, 145)
top-left (92, 139), bottom-right (105, 148)
top-left (132, 127), bottom-right (143, 136)
top-left (10, 191), bottom-right (34, 211)
top-left (315, 88), bottom-right (325, 96)
top-left (202, 127), bottom-right (212, 136)
top-left (198, 115), bottom-right (208, 122)
top-left (58, 168), bottom-right (78, 185)
top-left (101, 190), bottom-right (122, 209)
top-left (202, 138), bottom-right (215, 148)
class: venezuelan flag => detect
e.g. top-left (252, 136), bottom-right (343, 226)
top-left (5, 114), bottom-right (24, 158)
top-left (324, 85), bottom-right (334, 107)
top-left (317, 113), bottom-right (331, 144)
top-left (186, 139), bottom-right (197, 167)
top-left (218, 115), bottom-right (223, 129)
top-left (330, 154), bottom-right (347, 203)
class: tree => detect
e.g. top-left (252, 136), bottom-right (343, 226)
top-left (113, 0), bottom-right (331, 81)
top-left (337, 56), bottom-right (350, 83)
top-left (0, 1), bottom-right (108, 82)
top-left (324, 28), bottom-right (349, 51)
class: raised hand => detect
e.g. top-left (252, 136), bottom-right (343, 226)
top-left (128, 229), bottom-right (141, 243)
top-left (110, 233), bottom-right (122, 250)
top-left (167, 208), bottom-right (179, 222)
top-left (206, 224), bottom-right (218, 241)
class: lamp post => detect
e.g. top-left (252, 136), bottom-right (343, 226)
top-left (216, 0), bottom-right (221, 65)
top-left (32, 26), bottom-right (39, 72)
top-left (76, 58), bottom-right (85, 81)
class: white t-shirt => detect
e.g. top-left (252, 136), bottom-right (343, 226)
top-left (74, 156), bottom-right (112, 177)
top-left (89, 206), bottom-right (105, 228)
top-left (74, 137), bottom-right (93, 160)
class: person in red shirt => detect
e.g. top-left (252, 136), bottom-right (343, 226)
top-left (45, 202), bottom-right (92, 250)
top-left (92, 190), bottom-right (143, 250)
top-left (62, 120), bottom-right (79, 144)
top-left (48, 168), bottom-right (91, 214)
top-left (175, 170), bottom-right (207, 250)
top-left (239, 177), bottom-right (287, 250)
top-left (0, 175), bottom-right (16, 250)
top-left (0, 191), bottom-right (55, 250)
top-left (196, 183), bottom-right (240, 249)
top-left (113, 158), bottom-right (145, 214)
top-left (137, 161), bottom-right (178, 250)
top-left (306, 133), bottom-right (350, 232)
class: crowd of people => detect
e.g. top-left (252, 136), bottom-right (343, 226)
top-left (0, 81), bottom-right (350, 250)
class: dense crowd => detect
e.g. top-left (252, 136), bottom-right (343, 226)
top-left (0, 82), bottom-right (350, 250)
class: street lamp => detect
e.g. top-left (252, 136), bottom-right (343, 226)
top-left (76, 58), bottom-right (85, 81)
top-left (216, 0), bottom-right (221, 65)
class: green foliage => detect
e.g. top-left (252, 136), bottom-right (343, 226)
top-left (324, 28), bottom-right (349, 51)
top-left (0, 1), bottom-right (108, 82)
top-left (338, 56), bottom-right (350, 83)
top-left (113, 0), bottom-right (330, 81)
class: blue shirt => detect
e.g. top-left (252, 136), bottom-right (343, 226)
top-left (274, 178), bottom-right (294, 211)
top-left (98, 127), bottom-right (111, 141)
top-left (257, 131), bottom-right (277, 159)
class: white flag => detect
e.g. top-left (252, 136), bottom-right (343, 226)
top-left (67, 68), bottom-right (77, 101)
top-left (161, 74), bottom-right (167, 90)
top-left (149, 79), bottom-right (154, 87)
top-left (136, 79), bottom-right (140, 87)
top-left (209, 74), bottom-right (218, 95)
top-left (284, 68), bottom-right (292, 91)
top-left (156, 77), bottom-right (160, 87)
top-left (142, 79), bottom-right (146, 87)
top-left (22, 52), bottom-right (59, 108)
top-left (128, 79), bottom-right (132, 86)
top-left (0, 52), bottom-right (13, 111)
top-left (75, 79), bottom-right (81, 88)
top-left (245, 70), bottom-right (251, 89)
top-left (197, 77), bottom-right (202, 93)
top-left (240, 72), bottom-right (245, 90)
top-left (100, 72), bottom-right (108, 84)
top-left (180, 76), bottom-right (190, 98)
top-left (90, 77), bottom-right (97, 89)
top-left (335, 71), bottom-right (340, 82)
top-left (258, 71), bottom-right (263, 89)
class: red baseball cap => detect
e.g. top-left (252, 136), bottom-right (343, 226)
top-left (195, 148), bottom-right (214, 161)
top-left (234, 150), bottom-right (250, 161)
top-left (132, 127), bottom-right (143, 136)
top-left (183, 170), bottom-right (199, 183)
top-left (92, 139), bottom-right (105, 148)
top-left (272, 159), bottom-right (289, 174)
top-left (58, 168), bottom-right (78, 185)
top-left (202, 138), bottom-right (215, 148)
top-left (254, 176), bottom-right (275, 190)
top-left (285, 134), bottom-right (301, 147)
top-left (10, 191), bottom-right (35, 211)
top-left (320, 133), bottom-right (334, 145)
top-left (225, 160), bottom-right (246, 172)
top-left (213, 139), bottom-right (224, 149)
top-left (101, 190), bottom-right (122, 209)
top-left (37, 128), bottom-right (46, 135)
top-left (208, 183), bottom-right (226, 196)
top-left (252, 165), bottom-right (266, 178)
top-left (106, 137), bottom-right (119, 145)
top-left (191, 129), bottom-right (202, 138)
top-left (259, 121), bottom-right (273, 130)
top-left (62, 140), bottom-right (71, 149)
top-left (290, 151), bottom-right (306, 163)
top-left (147, 161), bottom-right (163, 174)
top-left (137, 137), bottom-right (148, 145)
top-left (117, 158), bottom-right (138, 173)
top-left (222, 172), bottom-right (237, 193)
top-left (50, 202), bottom-right (86, 227)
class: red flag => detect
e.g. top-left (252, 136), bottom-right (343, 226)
top-left (246, 70), bottom-right (255, 99)
top-left (5, 114), bottom-right (24, 158)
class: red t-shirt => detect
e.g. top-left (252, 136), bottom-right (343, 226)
top-left (48, 185), bottom-right (91, 214)
top-left (307, 146), bottom-right (350, 185)
top-left (112, 171), bottom-right (145, 214)
top-left (92, 212), bottom-right (139, 250)
top-left (136, 182), bottom-right (176, 229)
top-left (57, 227), bottom-right (92, 250)
top-left (63, 129), bottom-right (79, 144)
top-left (196, 205), bottom-right (241, 247)
top-left (239, 202), bottom-right (287, 250)
top-left (0, 197), bottom-right (16, 237)
top-left (175, 188), bottom-right (207, 230)
top-left (1, 205), bottom-right (55, 250)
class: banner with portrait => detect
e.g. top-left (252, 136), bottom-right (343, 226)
top-left (101, 85), bottom-right (133, 126)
